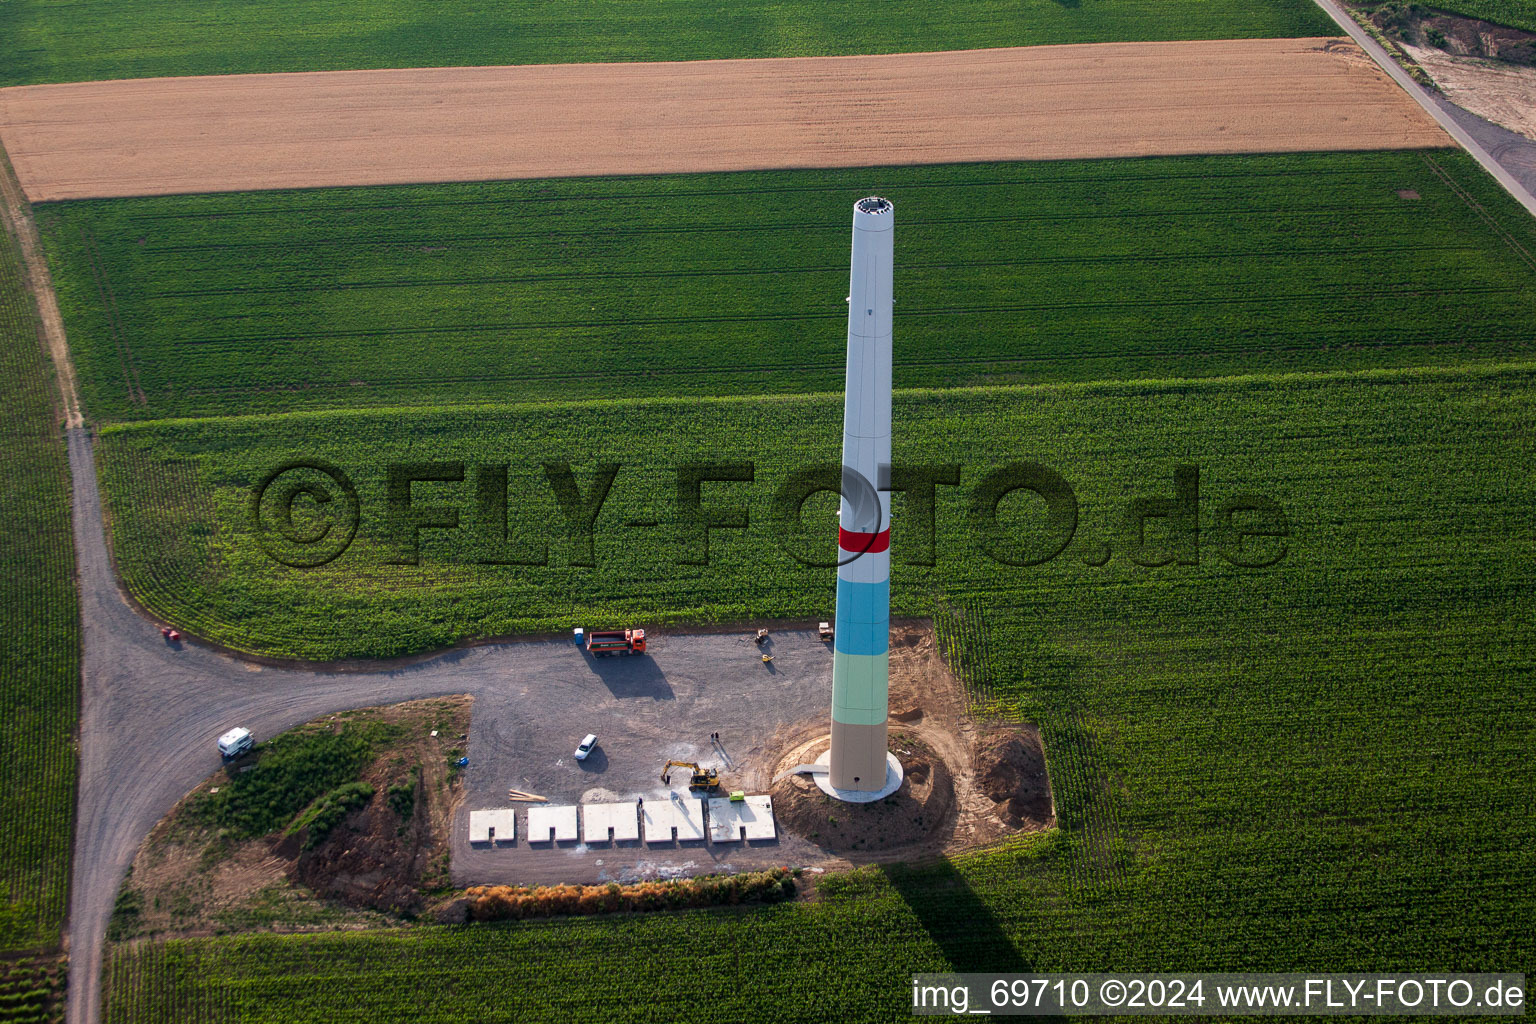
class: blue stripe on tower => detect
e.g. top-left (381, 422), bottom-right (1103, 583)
top-left (833, 579), bottom-right (888, 656)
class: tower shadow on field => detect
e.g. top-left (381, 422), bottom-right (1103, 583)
top-left (881, 859), bottom-right (1033, 973)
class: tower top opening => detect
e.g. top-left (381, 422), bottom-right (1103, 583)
top-left (855, 196), bottom-right (892, 215)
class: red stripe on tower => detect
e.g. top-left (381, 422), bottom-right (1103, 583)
top-left (837, 528), bottom-right (890, 554)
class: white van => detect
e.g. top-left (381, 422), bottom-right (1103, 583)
top-left (218, 727), bottom-right (254, 761)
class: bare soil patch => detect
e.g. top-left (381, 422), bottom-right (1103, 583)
top-left (975, 730), bottom-right (1053, 828)
top-left (0, 39), bottom-right (1446, 201)
top-left (768, 625), bottom-right (1052, 865)
top-left (1406, 44), bottom-right (1536, 138)
top-left (773, 733), bottom-right (957, 853)
top-left (1359, 2), bottom-right (1536, 64)
top-left (112, 696), bottom-right (470, 940)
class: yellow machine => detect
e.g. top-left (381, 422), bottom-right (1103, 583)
top-left (661, 760), bottom-right (720, 791)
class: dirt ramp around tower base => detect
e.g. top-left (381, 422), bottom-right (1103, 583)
top-left (769, 624), bottom-right (1053, 863)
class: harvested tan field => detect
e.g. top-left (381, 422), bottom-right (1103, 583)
top-left (0, 38), bottom-right (1446, 201)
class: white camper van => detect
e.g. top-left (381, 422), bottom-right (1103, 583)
top-left (218, 727), bottom-right (254, 761)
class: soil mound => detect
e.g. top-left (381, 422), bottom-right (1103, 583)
top-left (117, 696), bottom-right (467, 939)
top-left (975, 730), bottom-right (1052, 827)
top-left (290, 778), bottom-right (430, 914)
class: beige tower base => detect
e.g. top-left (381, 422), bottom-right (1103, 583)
top-left (815, 748), bottom-right (904, 803)
top-left (829, 719), bottom-right (889, 790)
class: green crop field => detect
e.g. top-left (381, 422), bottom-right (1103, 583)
top-left (0, 192), bottom-right (79, 952)
top-left (95, 361), bottom-right (1536, 655)
top-left (0, 955), bottom-right (66, 1023)
top-left (1425, 0), bottom-right (1536, 31)
top-left (99, 363), bottom-right (1536, 1017)
top-left (35, 151), bottom-right (1536, 425)
top-left (0, 0), bottom-right (1338, 89)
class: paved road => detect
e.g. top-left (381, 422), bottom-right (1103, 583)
top-left (61, 426), bottom-right (830, 1024)
top-left (1428, 91), bottom-right (1536, 199)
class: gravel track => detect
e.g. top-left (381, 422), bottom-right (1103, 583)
top-left (64, 426), bottom-right (458, 1024)
top-left (0, 38), bottom-right (1447, 201)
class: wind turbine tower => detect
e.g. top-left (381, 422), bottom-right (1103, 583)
top-left (823, 196), bottom-right (902, 798)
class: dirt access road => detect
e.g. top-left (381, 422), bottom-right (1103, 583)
top-left (0, 38), bottom-right (1447, 201)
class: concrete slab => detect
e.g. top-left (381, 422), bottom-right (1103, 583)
top-left (706, 798), bottom-right (742, 842)
top-left (527, 804), bottom-right (579, 843)
top-left (707, 796), bottom-right (777, 842)
top-left (583, 802), bottom-right (641, 843)
top-left (450, 629), bottom-right (846, 886)
top-left (741, 796), bottom-right (776, 840)
top-left (468, 808), bottom-right (516, 845)
top-left (643, 794), bottom-right (707, 843)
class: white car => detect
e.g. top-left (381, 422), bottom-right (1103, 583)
top-left (574, 734), bottom-right (598, 761)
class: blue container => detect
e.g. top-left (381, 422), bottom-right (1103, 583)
top-left (573, 627), bottom-right (585, 646)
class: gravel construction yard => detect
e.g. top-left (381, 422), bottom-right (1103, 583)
top-left (454, 629), bottom-right (839, 886)
top-left (0, 38), bottom-right (1447, 201)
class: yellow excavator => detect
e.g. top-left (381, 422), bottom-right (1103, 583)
top-left (661, 760), bottom-right (720, 792)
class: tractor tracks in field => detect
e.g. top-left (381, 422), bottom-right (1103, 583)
top-left (77, 227), bottom-right (146, 409)
top-left (1420, 153), bottom-right (1536, 272)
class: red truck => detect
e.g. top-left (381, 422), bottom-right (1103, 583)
top-left (585, 628), bottom-right (647, 657)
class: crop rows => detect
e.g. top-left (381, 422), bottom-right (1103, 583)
top-left (0, 206), bottom-right (79, 953)
top-left (37, 151), bottom-right (1536, 424)
top-left (102, 895), bottom-right (963, 1023)
top-left (93, 362), bottom-right (1536, 1016)
top-left (93, 362), bottom-right (1536, 662)
top-left (0, 956), bottom-right (66, 1024)
top-left (99, 412), bottom-right (1536, 1012)
top-left (1, 0), bottom-right (1337, 88)
top-left (934, 599), bottom-right (1129, 892)
top-left (1426, 0), bottom-right (1536, 31)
